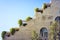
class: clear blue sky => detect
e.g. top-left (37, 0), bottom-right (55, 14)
top-left (0, 0), bottom-right (50, 40)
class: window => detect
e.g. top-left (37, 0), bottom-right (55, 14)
top-left (40, 28), bottom-right (48, 37)
top-left (40, 27), bottom-right (48, 40)
top-left (55, 16), bottom-right (60, 22)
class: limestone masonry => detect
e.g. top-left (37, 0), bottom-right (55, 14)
top-left (3, 0), bottom-right (60, 40)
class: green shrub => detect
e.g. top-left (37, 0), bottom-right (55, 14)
top-left (50, 21), bottom-right (58, 40)
top-left (43, 3), bottom-right (47, 9)
top-left (26, 17), bottom-right (32, 21)
top-left (1, 31), bottom-right (6, 39)
top-left (35, 8), bottom-right (39, 12)
top-left (35, 8), bottom-right (43, 13)
top-left (10, 28), bottom-right (15, 35)
top-left (18, 19), bottom-right (22, 26)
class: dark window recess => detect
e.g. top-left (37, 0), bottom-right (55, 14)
top-left (40, 28), bottom-right (48, 37)
top-left (6, 34), bottom-right (10, 37)
top-left (37, 10), bottom-right (43, 13)
top-left (55, 16), bottom-right (60, 22)
top-left (23, 23), bottom-right (27, 26)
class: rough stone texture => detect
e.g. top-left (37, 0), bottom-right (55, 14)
top-left (4, 0), bottom-right (60, 40)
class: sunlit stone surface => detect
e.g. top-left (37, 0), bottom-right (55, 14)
top-left (4, 0), bottom-right (60, 40)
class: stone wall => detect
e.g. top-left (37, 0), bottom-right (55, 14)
top-left (4, 0), bottom-right (60, 40)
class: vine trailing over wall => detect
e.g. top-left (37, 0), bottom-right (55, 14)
top-left (31, 30), bottom-right (38, 40)
top-left (50, 21), bottom-right (58, 40)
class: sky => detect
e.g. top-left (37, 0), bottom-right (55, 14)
top-left (0, 0), bottom-right (50, 40)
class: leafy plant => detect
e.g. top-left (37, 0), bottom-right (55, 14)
top-left (18, 19), bottom-right (22, 26)
top-left (1, 31), bottom-right (6, 39)
top-left (35, 8), bottom-right (39, 12)
top-left (10, 28), bottom-right (15, 35)
top-left (35, 8), bottom-right (43, 13)
top-left (50, 21), bottom-right (58, 40)
top-left (31, 30), bottom-right (38, 40)
top-left (43, 3), bottom-right (47, 9)
top-left (26, 17), bottom-right (32, 21)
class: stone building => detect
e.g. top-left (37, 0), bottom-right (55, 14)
top-left (3, 0), bottom-right (60, 40)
